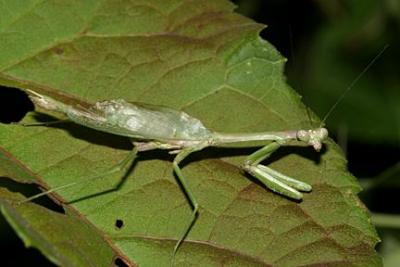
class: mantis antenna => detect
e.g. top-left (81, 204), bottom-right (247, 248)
top-left (320, 44), bottom-right (389, 125)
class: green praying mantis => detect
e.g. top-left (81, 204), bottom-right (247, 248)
top-left (15, 45), bottom-right (387, 265)
top-left (22, 89), bottom-right (327, 258)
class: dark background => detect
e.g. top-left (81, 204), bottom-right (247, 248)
top-left (232, 0), bottom-right (400, 265)
top-left (0, 0), bottom-right (399, 266)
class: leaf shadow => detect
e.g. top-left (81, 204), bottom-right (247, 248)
top-left (172, 144), bottom-right (326, 202)
top-left (65, 154), bottom-right (138, 204)
top-left (22, 112), bottom-right (138, 204)
top-left (27, 112), bottom-right (132, 151)
top-left (0, 177), bottom-right (65, 214)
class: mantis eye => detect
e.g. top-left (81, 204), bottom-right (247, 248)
top-left (317, 128), bottom-right (329, 140)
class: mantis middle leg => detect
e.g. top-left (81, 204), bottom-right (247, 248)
top-left (171, 144), bottom-right (207, 265)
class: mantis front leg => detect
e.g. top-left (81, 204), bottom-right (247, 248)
top-left (242, 141), bottom-right (312, 200)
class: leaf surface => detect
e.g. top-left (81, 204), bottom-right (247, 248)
top-left (0, 1), bottom-right (381, 266)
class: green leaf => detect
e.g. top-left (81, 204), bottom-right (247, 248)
top-left (0, 188), bottom-right (115, 266)
top-left (0, 1), bottom-right (381, 266)
top-left (376, 228), bottom-right (400, 267)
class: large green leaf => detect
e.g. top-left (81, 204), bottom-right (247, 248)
top-left (0, 0), bottom-right (381, 266)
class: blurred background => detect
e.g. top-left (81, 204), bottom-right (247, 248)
top-left (0, 0), bottom-right (399, 266)
top-left (232, 0), bottom-right (400, 266)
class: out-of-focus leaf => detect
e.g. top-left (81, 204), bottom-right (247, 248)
top-left (0, 188), bottom-right (115, 266)
top-left (375, 229), bottom-right (400, 267)
top-left (361, 163), bottom-right (400, 191)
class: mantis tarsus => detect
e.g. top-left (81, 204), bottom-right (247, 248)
top-left (20, 89), bottom-right (328, 263)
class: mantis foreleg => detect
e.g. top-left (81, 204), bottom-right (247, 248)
top-left (242, 142), bottom-right (311, 200)
top-left (256, 165), bottom-right (312, 192)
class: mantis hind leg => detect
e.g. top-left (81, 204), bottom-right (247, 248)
top-left (242, 142), bottom-right (312, 200)
top-left (20, 146), bottom-right (138, 203)
top-left (12, 119), bottom-right (69, 127)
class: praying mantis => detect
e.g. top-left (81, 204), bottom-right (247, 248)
top-left (2, 79), bottom-right (328, 265)
top-left (15, 45), bottom-right (387, 266)
top-left (21, 89), bottom-right (328, 262)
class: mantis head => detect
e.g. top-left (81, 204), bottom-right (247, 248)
top-left (297, 128), bottom-right (328, 152)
